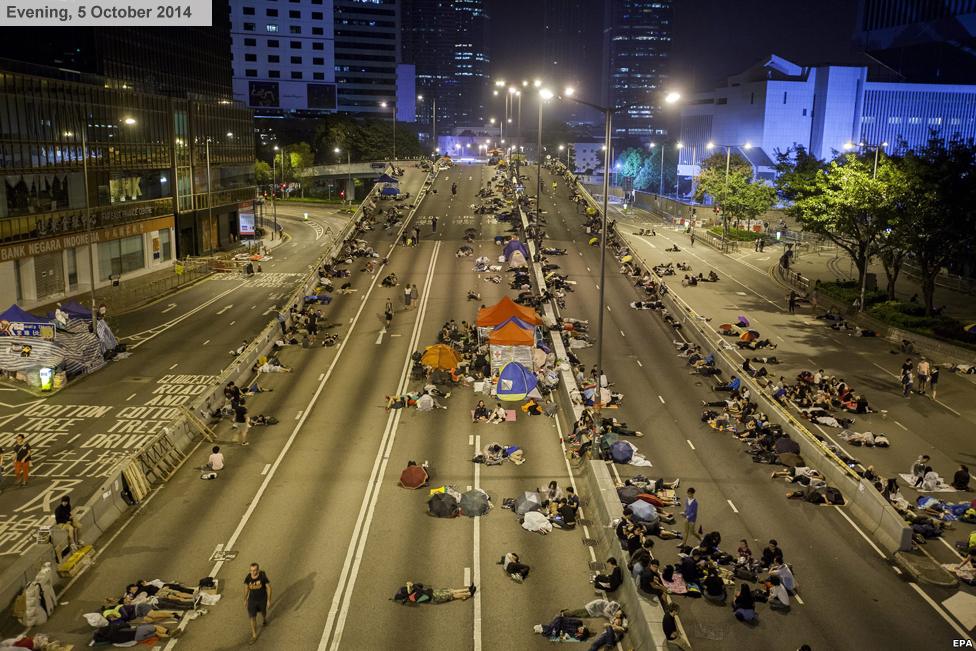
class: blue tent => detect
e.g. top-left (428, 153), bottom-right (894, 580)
top-left (503, 239), bottom-right (529, 261)
top-left (47, 300), bottom-right (91, 321)
top-left (379, 184), bottom-right (400, 196)
top-left (374, 174), bottom-right (399, 184)
top-left (493, 316), bottom-right (534, 333)
top-left (495, 362), bottom-right (537, 402)
top-left (0, 304), bottom-right (49, 324)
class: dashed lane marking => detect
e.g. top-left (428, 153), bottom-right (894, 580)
top-left (636, 360), bottom-right (643, 367)
top-left (169, 363), bottom-right (178, 370)
top-left (318, 373), bottom-right (325, 381)
top-left (658, 395), bottom-right (665, 404)
top-left (894, 421), bottom-right (908, 430)
top-left (261, 464), bottom-right (271, 476)
top-left (202, 339), bottom-right (210, 346)
top-left (229, 321), bottom-right (236, 326)
top-left (686, 439), bottom-right (695, 450)
top-left (620, 330), bottom-right (626, 337)
top-left (727, 499), bottom-right (739, 513)
top-left (161, 303), bottom-right (177, 314)
top-left (126, 393), bottom-right (136, 401)
top-left (295, 410), bottom-right (303, 420)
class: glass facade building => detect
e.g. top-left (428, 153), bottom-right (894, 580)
top-left (0, 63), bottom-right (254, 308)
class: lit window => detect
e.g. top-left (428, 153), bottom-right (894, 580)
top-left (888, 116), bottom-right (901, 124)
top-left (266, 24), bottom-right (279, 32)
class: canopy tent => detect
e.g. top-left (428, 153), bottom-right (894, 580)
top-left (374, 174), bottom-right (399, 184)
top-left (488, 321), bottom-right (534, 347)
top-left (420, 343), bottom-right (462, 370)
top-left (495, 362), bottom-right (537, 402)
top-left (475, 296), bottom-right (541, 328)
top-left (503, 239), bottom-right (529, 262)
top-left (0, 304), bottom-right (50, 326)
top-left (47, 300), bottom-right (92, 321)
top-left (379, 183), bottom-right (400, 196)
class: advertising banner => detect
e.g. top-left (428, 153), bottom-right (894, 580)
top-left (239, 208), bottom-right (256, 236)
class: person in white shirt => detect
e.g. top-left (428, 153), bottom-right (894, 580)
top-left (767, 575), bottom-right (791, 610)
top-left (768, 562), bottom-right (796, 593)
top-left (207, 446), bottom-right (225, 471)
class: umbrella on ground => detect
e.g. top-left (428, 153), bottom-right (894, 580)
top-left (617, 484), bottom-right (641, 504)
top-left (737, 315), bottom-right (750, 327)
top-left (777, 452), bottom-right (805, 468)
top-left (718, 323), bottom-right (738, 335)
top-left (514, 491), bottom-right (544, 515)
top-left (399, 464), bottom-right (429, 489)
top-left (421, 343), bottom-right (462, 370)
top-left (460, 489), bottom-right (491, 517)
top-left (740, 331), bottom-right (759, 343)
top-left (629, 500), bottom-right (660, 526)
top-left (427, 492), bottom-right (460, 518)
top-left (610, 440), bottom-right (634, 464)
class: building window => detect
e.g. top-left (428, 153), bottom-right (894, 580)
top-left (268, 54), bottom-right (280, 63)
top-left (289, 10), bottom-right (300, 18)
top-left (99, 235), bottom-right (145, 280)
top-left (312, 11), bottom-right (323, 19)
top-left (290, 25), bottom-right (301, 34)
top-left (928, 117), bottom-right (943, 125)
top-left (266, 8), bottom-right (278, 16)
top-left (313, 42), bottom-right (324, 50)
top-left (290, 40), bottom-right (301, 49)
top-left (269, 70), bottom-right (280, 78)
top-left (268, 39), bottom-right (279, 47)
top-left (245, 53), bottom-right (257, 62)
top-left (311, 0), bottom-right (322, 4)
top-left (313, 72), bottom-right (325, 80)
top-left (291, 71), bottom-right (303, 79)
top-left (312, 26), bottom-right (323, 35)
top-left (291, 55), bottom-right (302, 64)
top-left (243, 6), bottom-right (254, 14)
top-left (802, 108), bottom-right (807, 116)
top-left (908, 116), bottom-right (921, 124)
top-left (244, 37), bottom-right (256, 46)
top-left (313, 57), bottom-right (324, 65)
top-left (266, 24), bottom-right (279, 32)
top-left (245, 69), bottom-right (257, 77)
top-left (244, 22), bottom-right (255, 30)
top-left (887, 116), bottom-right (901, 124)
top-left (160, 229), bottom-right (172, 261)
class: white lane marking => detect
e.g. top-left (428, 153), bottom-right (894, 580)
top-left (909, 583), bottom-right (973, 642)
top-left (833, 505), bottom-right (886, 559)
top-left (161, 303), bottom-right (177, 314)
top-left (794, 593), bottom-right (805, 605)
top-left (893, 566), bottom-right (903, 575)
top-left (318, 373), bottom-right (325, 381)
top-left (595, 283), bottom-right (600, 290)
top-left (776, 335), bottom-right (784, 341)
top-left (261, 464), bottom-right (271, 476)
top-left (658, 395), bottom-right (665, 404)
top-left (727, 499), bottom-right (739, 513)
top-left (464, 567), bottom-right (471, 586)
top-left (229, 320), bottom-right (236, 326)
top-left (473, 432), bottom-right (483, 650)
top-left (468, 434), bottom-right (474, 445)
top-left (686, 439), bottom-right (696, 450)
top-left (126, 393), bottom-right (136, 401)
top-left (251, 305), bottom-right (257, 310)
top-left (216, 304), bottom-right (233, 315)
top-left (295, 410), bottom-right (303, 420)
top-left (636, 360), bottom-right (643, 367)
top-left (124, 283), bottom-right (244, 349)
top-left (894, 420), bottom-right (908, 431)
top-left (202, 339), bottom-right (210, 346)
top-left (375, 328), bottom-right (387, 345)
top-left (586, 266), bottom-right (591, 272)
top-left (262, 308), bottom-right (273, 316)
top-left (939, 536), bottom-right (965, 560)
top-left (620, 330), bottom-right (626, 337)
top-left (606, 305), bottom-right (611, 312)
top-left (321, 242), bottom-right (441, 651)
top-left (169, 363), bottom-right (179, 370)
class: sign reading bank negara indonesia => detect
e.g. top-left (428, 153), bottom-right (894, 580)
top-left (0, 216), bottom-right (175, 263)
top-left (1, 0), bottom-right (212, 26)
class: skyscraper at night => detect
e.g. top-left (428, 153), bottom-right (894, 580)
top-left (543, 0), bottom-right (602, 91)
top-left (401, 0), bottom-right (489, 132)
top-left (854, 0), bottom-right (976, 84)
top-left (604, 0), bottom-right (673, 141)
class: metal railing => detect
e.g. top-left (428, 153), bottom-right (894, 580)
top-left (98, 260), bottom-right (211, 314)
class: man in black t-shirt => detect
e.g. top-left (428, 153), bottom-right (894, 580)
top-left (243, 563), bottom-right (272, 642)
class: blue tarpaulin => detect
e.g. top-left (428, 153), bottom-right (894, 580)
top-left (503, 239), bottom-right (529, 261)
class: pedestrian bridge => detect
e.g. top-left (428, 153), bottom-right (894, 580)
top-left (299, 162), bottom-right (390, 180)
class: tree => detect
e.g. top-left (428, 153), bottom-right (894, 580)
top-left (284, 142), bottom-right (315, 180)
top-left (694, 159), bottom-right (776, 238)
top-left (789, 154), bottom-right (896, 308)
top-left (699, 150), bottom-right (751, 176)
top-left (892, 137), bottom-right (976, 314)
top-left (254, 160), bottom-right (272, 186)
top-left (774, 145), bottom-right (826, 205)
top-left (618, 148), bottom-right (644, 179)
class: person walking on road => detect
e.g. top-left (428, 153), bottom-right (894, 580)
top-left (689, 232), bottom-right (695, 247)
top-left (385, 298), bottom-right (394, 329)
top-left (410, 284), bottom-right (419, 307)
top-left (680, 487), bottom-right (702, 543)
top-left (233, 400), bottom-right (250, 446)
top-left (431, 216), bottom-right (439, 233)
top-left (403, 284), bottom-right (413, 310)
top-left (916, 358), bottom-right (930, 395)
top-left (13, 434), bottom-right (30, 486)
top-left (901, 367), bottom-right (913, 398)
top-left (413, 226), bottom-right (421, 244)
top-left (788, 291), bottom-right (797, 314)
top-left (244, 563), bottom-right (272, 644)
top-left (930, 366), bottom-right (940, 399)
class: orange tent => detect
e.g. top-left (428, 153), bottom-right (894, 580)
top-left (476, 296), bottom-right (542, 327)
top-left (488, 321), bottom-right (535, 346)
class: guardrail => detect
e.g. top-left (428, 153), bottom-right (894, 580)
top-left (0, 172), bottom-right (418, 618)
top-left (610, 212), bottom-right (913, 554)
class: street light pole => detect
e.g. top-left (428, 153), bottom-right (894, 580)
top-left (271, 146), bottom-right (279, 241)
top-left (535, 92), bottom-right (546, 219)
top-left (79, 127), bottom-right (97, 333)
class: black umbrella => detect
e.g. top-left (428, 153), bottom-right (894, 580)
top-left (427, 492), bottom-right (460, 518)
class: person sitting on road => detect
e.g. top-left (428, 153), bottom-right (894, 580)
top-left (499, 552), bottom-right (531, 583)
top-left (952, 465), bottom-right (971, 491)
top-left (767, 561), bottom-right (796, 594)
top-left (486, 402), bottom-right (507, 424)
top-left (715, 376), bottom-right (741, 393)
top-left (207, 446), bottom-right (224, 471)
top-left (416, 391), bottom-right (447, 412)
top-left (703, 569), bottom-right (727, 604)
top-left (381, 272), bottom-right (399, 287)
top-left (732, 583), bottom-right (757, 622)
top-left (472, 400), bottom-right (491, 422)
top-left (765, 575), bottom-right (791, 611)
top-left (256, 360), bottom-right (292, 373)
top-left (592, 558), bottom-right (623, 592)
top-left (549, 498), bottom-right (578, 530)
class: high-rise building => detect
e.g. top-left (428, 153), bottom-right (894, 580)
top-left (855, 0), bottom-right (976, 84)
top-left (229, 0), bottom-right (338, 115)
top-left (401, 0), bottom-right (489, 133)
top-left (333, 0), bottom-right (401, 115)
top-left (604, 0), bottom-right (673, 141)
top-left (543, 0), bottom-right (602, 91)
top-left (0, 14), bottom-right (256, 308)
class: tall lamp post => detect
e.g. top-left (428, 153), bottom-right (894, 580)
top-left (380, 100), bottom-right (397, 161)
top-left (536, 87), bottom-right (554, 220)
top-left (271, 145), bottom-right (280, 240)
top-left (705, 141), bottom-right (753, 250)
top-left (556, 87), bottom-right (612, 380)
top-left (844, 140), bottom-right (888, 311)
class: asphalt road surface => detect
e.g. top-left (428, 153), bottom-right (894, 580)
top-left (14, 164), bottom-right (972, 650)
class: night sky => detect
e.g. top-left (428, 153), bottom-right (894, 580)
top-left (487, 0), bottom-right (858, 117)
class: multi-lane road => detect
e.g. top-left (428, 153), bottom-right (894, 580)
top-left (13, 163), bottom-right (972, 650)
